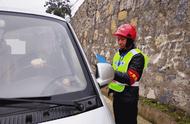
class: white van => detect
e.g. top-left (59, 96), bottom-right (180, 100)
top-left (0, 8), bottom-right (115, 124)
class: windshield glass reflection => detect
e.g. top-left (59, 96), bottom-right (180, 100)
top-left (0, 13), bottom-right (87, 98)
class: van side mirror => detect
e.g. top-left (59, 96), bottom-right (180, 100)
top-left (96, 63), bottom-right (114, 88)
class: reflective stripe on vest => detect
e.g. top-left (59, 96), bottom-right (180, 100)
top-left (108, 48), bottom-right (149, 92)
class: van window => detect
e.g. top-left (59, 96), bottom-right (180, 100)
top-left (0, 13), bottom-right (88, 98)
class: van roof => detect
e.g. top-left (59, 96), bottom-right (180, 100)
top-left (0, 7), bottom-right (66, 22)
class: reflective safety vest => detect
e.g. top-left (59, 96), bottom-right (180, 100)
top-left (108, 48), bottom-right (149, 92)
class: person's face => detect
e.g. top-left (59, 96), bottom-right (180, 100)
top-left (117, 36), bottom-right (127, 49)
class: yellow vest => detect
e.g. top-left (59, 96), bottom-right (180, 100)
top-left (108, 48), bottom-right (149, 92)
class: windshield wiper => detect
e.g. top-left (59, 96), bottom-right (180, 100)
top-left (0, 98), bottom-right (84, 111)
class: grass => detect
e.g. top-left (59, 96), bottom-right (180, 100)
top-left (139, 97), bottom-right (190, 124)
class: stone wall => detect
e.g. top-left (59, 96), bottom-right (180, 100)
top-left (71, 0), bottom-right (190, 114)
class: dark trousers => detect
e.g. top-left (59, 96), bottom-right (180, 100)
top-left (113, 94), bottom-right (138, 124)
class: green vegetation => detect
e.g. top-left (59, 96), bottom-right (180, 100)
top-left (140, 97), bottom-right (190, 124)
top-left (44, 0), bottom-right (71, 18)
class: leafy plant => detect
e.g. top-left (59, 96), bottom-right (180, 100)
top-left (44, 0), bottom-right (71, 18)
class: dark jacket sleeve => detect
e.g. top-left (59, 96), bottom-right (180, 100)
top-left (114, 53), bottom-right (145, 85)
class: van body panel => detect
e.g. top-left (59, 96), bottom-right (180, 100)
top-left (42, 107), bottom-right (114, 124)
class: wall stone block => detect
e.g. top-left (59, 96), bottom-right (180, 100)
top-left (118, 10), bottom-right (127, 21)
top-left (108, 2), bottom-right (114, 15)
top-left (111, 20), bottom-right (117, 33)
top-left (130, 17), bottom-right (138, 26)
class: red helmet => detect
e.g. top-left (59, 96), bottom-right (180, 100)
top-left (113, 24), bottom-right (137, 41)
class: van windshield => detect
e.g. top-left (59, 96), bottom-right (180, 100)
top-left (0, 13), bottom-right (87, 98)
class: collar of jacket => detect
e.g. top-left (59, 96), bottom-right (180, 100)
top-left (119, 44), bottom-right (135, 57)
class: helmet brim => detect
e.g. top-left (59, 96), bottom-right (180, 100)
top-left (113, 33), bottom-right (126, 38)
